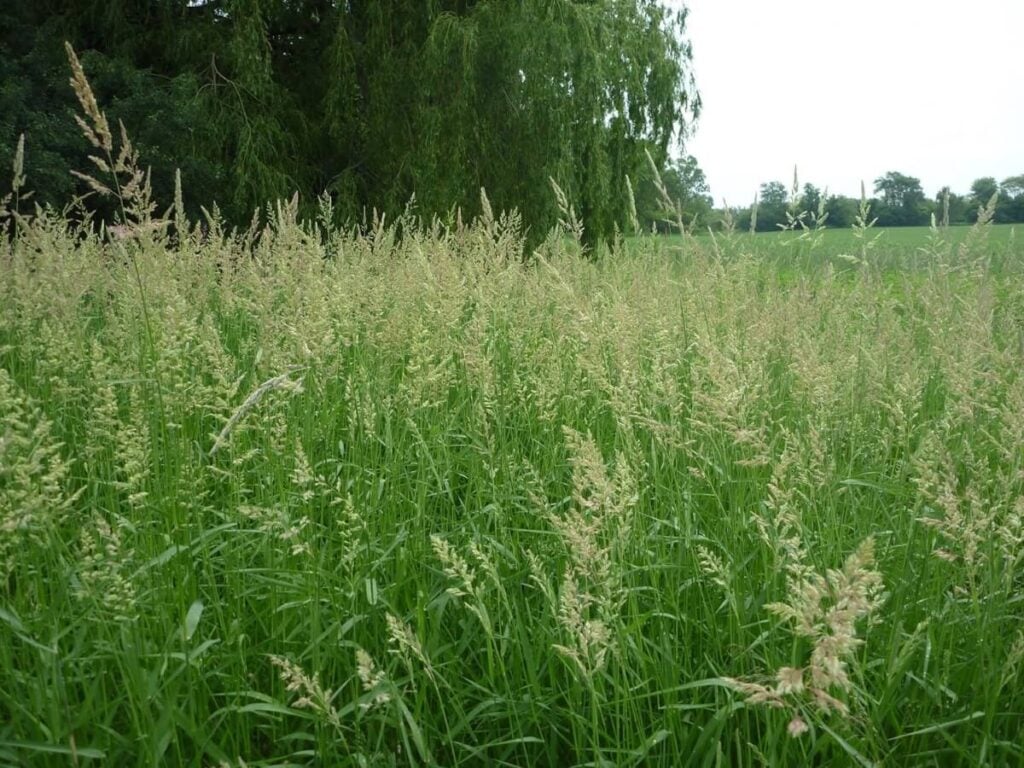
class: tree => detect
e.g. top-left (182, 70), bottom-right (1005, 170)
top-left (970, 177), bottom-right (1000, 207)
top-left (967, 177), bottom-right (1003, 222)
top-left (1, 0), bottom-right (701, 247)
top-left (799, 183), bottom-right (822, 216)
top-left (824, 195), bottom-right (858, 229)
top-left (368, 1), bottom-right (701, 248)
top-left (636, 153), bottom-right (712, 232)
top-left (753, 181), bottom-right (788, 231)
top-left (932, 187), bottom-right (970, 225)
top-left (1003, 175), bottom-right (1024, 198)
top-left (873, 171), bottom-right (928, 226)
top-left (1001, 174), bottom-right (1024, 223)
top-left (671, 155), bottom-right (714, 228)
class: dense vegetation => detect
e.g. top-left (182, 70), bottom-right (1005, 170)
top-left (3, 76), bottom-right (1024, 763)
top-left (0, 0), bottom-right (699, 245)
top-left (5, 2), bottom-right (1020, 239)
top-left (3, 7), bottom-right (1024, 767)
top-left (722, 172), bottom-right (1024, 234)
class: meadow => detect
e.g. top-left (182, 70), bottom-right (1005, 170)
top-left (2, 184), bottom-right (1023, 767)
top-left (660, 223), bottom-right (1020, 265)
top-left (4, 25), bottom-right (1023, 768)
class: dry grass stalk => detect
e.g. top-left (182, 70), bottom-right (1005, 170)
top-left (209, 367), bottom-right (305, 456)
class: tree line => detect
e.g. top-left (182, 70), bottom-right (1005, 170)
top-left (0, 0), bottom-right (700, 247)
top-left (562, 156), bottom-right (1024, 236)
top-left (721, 171), bottom-right (1024, 233)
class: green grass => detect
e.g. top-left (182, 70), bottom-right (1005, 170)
top-left (710, 222), bottom-right (1017, 246)
top-left (1, 211), bottom-right (1024, 767)
top-left (653, 222), bottom-right (1019, 246)
top-left (651, 223), bottom-right (1019, 262)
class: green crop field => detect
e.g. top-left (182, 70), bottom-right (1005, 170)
top-left (2, 200), bottom-right (1024, 767)
top-left (656, 222), bottom-right (1020, 257)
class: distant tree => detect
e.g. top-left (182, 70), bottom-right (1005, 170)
top-left (731, 204), bottom-right (754, 232)
top-left (967, 176), bottom-right (1006, 222)
top-left (636, 153), bottom-right (712, 232)
top-left (753, 180), bottom-right (788, 231)
top-left (970, 177), bottom-right (1000, 207)
top-left (1002, 174), bottom-right (1024, 222)
top-left (707, 205), bottom-right (743, 233)
top-left (874, 172), bottom-right (923, 209)
top-left (675, 156), bottom-right (714, 231)
top-left (824, 194), bottom-right (858, 229)
top-left (934, 186), bottom-right (970, 225)
top-left (799, 183), bottom-right (823, 216)
top-left (759, 181), bottom-right (787, 206)
top-left (1003, 175), bottom-right (1024, 197)
top-left (873, 171), bottom-right (928, 226)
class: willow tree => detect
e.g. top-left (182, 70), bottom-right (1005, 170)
top-left (328, 0), bottom-right (700, 246)
top-left (3, 0), bottom-right (699, 241)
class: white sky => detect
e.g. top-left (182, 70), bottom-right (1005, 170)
top-left (671, 0), bottom-right (1024, 205)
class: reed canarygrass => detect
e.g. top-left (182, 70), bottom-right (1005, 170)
top-left (2, 52), bottom-right (1024, 768)
top-left (3, 193), bottom-right (1021, 766)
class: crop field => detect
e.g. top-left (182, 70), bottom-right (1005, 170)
top-left (659, 223), bottom-right (1020, 263)
top-left (1, 200), bottom-right (1023, 767)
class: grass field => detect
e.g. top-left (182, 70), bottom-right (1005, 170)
top-left (701, 223), bottom-right (1019, 247)
top-left (655, 223), bottom-right (1020, 266)
top-left (2, 203), bottom-right (1023, 767)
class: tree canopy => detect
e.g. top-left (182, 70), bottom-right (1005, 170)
top-left (872, 171), bottom-right (927, 226)
top-left (0, 0), bottom-right (701, 246)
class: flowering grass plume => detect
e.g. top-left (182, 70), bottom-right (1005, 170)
top-left (728, 537), bottom-right (886, 734)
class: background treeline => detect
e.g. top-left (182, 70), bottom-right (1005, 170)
top-left (0, 0), bottom-right (700, 245)
top-left (719, 171), bottom-right (1024, 232)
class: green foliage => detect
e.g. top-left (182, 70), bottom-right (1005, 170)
top-left (824, 194), bottom-right (858, 229)
top-left (1002, 175), bottom-right (1024, 223)
top-left (934, 186), bottom-right (971, 226)
top-left (719, 172), bottom-right (1024, 235)
top-left (967, 175), bottom-right (1024, 225)
top-left (970, 176), bottom-right (999, 211)
top-left (748, 180), bottom-right (788, 231)
top-left (1003, 174), bottom-right (1024, 197)
top-left (872, 171), bottom-right (929, 226)
top-left (798, 183), bottom-right (822, 217)
top-left (0, 0), bottom-right (699, 242)
top-left (635, 153), bottom-right (712, 232)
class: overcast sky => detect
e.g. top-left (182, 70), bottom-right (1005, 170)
top-left (671, 0), bottom-right (1024, 205)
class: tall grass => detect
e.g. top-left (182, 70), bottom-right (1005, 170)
top-left (1, 53), bottom-right (1024, 768)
